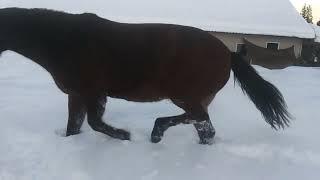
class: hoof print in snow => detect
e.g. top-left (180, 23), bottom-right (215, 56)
top-left (54, 128), bottom-right (67, 137)
top-left (55, 129), bottom-right (82, 137)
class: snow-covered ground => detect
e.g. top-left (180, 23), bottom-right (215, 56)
top-left (1, 51), bottom-right (320, 180)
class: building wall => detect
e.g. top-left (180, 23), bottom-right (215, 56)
top-left (210, 32), bottom-right (303, 57)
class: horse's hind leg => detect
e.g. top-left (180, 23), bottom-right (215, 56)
top-left (66, 94), bottom-right (86, 136)
top-left (85, 95), bottom-right (130, 140)
top-left (151, 101), bottom-right (215, 144)
top-left (193, 95), bottom-right (216, 144)
top-left (151, 113), bottom-right (188, 143)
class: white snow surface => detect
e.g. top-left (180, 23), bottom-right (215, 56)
top-left (1, 0), bottom-right (315, 39)
top-left (310, 24), bottom-right (320, 43)
top-left (1, 51), bottom-right (320, 180)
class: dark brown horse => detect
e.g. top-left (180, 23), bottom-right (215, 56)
top-left (0, 8), bottom-right (290, 144)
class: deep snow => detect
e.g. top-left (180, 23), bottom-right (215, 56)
top-left (1, 51), bottom-right (320, 180)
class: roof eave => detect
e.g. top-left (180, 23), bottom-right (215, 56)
top-left (208, 30), bottom-right (316, 40)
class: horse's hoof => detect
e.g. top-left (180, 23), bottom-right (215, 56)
top-left (151, 135), bottom-right (162, 143)
top-left (55, 128), bottom-right (81, 137)
top-left (66, 130), bottom-right (81, 137)
top-left (199, 137), bottom-right (214, 145)
top-left (116, 129), bottom-right (131, 140)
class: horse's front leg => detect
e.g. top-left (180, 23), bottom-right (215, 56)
top-left (66, 94), bottom-right (87, 136)
top-left (85, 94), bottom-right (130, 140)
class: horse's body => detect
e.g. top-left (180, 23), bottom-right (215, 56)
top-left (0, 8), bottom-right (290, 144)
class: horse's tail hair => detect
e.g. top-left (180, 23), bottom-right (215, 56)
top-left (230, 52), bottom-right (291, 129)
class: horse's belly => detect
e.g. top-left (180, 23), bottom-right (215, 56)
top-left (108, 85), bottom-right (166, 102)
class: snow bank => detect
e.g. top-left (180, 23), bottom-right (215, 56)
top-left (1, 51), bottom-right (320, 180)
top-left (1, 0), bottom-right (315, 39)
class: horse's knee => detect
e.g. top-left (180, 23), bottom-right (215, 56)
top-left (85, 96), bottom-right (106, 132)
top-left (151, 118), bottom-right (166, 136)
top-left (87, 117), bottom-right (101, 131)
top-left (154, 117), bottom-right (166, 130)
top-left (88, 121), bottom-right (97, 131)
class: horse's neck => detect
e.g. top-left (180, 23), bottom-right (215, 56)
top-left (11, 47), bottom-right (50, 69)
top-left (7, 33), bottom-right (51, 71)
top-left (2, 17), bottom-right (52, 71)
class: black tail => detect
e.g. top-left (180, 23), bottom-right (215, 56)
top-left (231, 52), bottom-right (291, 129)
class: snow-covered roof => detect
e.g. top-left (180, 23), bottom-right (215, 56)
top-left (2, 0), bottom-right (316, 39)
top-left (310, 24), bottom-right (320, 43)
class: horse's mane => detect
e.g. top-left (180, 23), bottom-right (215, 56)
top-left (0, 7), bottom-right (73, 16)
top-left (0, 7), bottom-right (102, 24)
top-left (0, 7), bottom-right (107, 35)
